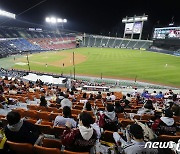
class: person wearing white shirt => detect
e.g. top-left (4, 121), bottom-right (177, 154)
top-left (110, 92), bottom-right (116, 101)
top-left (61, 94), bottom-right (72, 108)
top-left (54, 106), bottom-right (76, 128)
top-left (151, 91), bottom-right (157, 97)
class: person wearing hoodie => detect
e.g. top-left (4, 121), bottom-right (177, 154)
top-left (61, 112), bottom-right (97, 152)
top-left (100, 103), bottom-right (119, 131)
top-left (4, 111), bottom-right (41, 144)
top-left (151, 109), bottom-right (176, 135)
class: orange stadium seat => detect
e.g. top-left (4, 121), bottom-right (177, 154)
top-left (34, 145), bottom-right (61, 154)
top-left (63, 150), bottom-right (89, 154)
top-left (37, 112), bottom-right (50, 121)
top-left (73, 105), bottom-right (83, 110)
top-left (47, 107), bottom-right (60, 113)
top-left (24, 110), bottom-right (37, 119)
top-left (6, 140), bottom-right (34, 154)
top-left (101, 130), bottom-right (123, 143)
top-left (35, 124), bottom-right (53, 135)
top-left (52, 126), bottom-right (66, 137)
top-left (42, 138), bottom-right (62, 149)
top-left (120, 119), bottom-right (135, 128)
top-left (71, 109), bottom-right (81, 115)
top-left (141, 114), bottom-right (154, 120)
top-left (50, 113), bottom-right (61, 121)
top-left (158, 135), bottom-right (180, 143)
top-left (27, 105), bottom-right (39, 111)
top-left (25, 118), bottom-right (37, 124)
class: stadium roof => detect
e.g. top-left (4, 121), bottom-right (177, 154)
top-left (0, 0), bottom-right (179, 38)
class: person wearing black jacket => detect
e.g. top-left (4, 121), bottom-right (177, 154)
top-left (5, 111), bottom-right (41, 144)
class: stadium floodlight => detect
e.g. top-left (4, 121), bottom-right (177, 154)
top-left (45, 17), bottom-right (67, 24)
top-left (128, 18), bottom-right (134, 22)
top-left (142, 16), bottom-right (148, 21)
top-left (0, 9), bottom-right (16, 19)
top-left (134, 17), bottom-right (141, 21)
top-left (57, 18), bottom-right (63, 23)
top-left (63, 19), bottom-right (67, 23)
top-left (51, 17), bottom-right (57, 23)
top-left (122, 19), bottom-right (127, 23)
top-left (45, 17), bottom-right (50, 22)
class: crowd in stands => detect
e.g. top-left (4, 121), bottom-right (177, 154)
top-left (0, 27), bottom-right (77, 58)
top-left (0, 75), bottom-right (179, 154)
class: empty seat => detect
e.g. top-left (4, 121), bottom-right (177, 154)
top-left (35, 124), bottom-right (53, 134)
top-left (34, 145), bottom-right (61, 154)
top-left (63, 150), bottom-right (89, 154)
top-left (71, 109), bottom-right (81, 115)
top-left (73, 105), bottom-right (83, 110)
top-left (37, 112), bottom-right (50, 121)
top-left (25, 118), bottom-right (37, 124)
top-left (6, 140), bottom-right (34, 154)
top-left (141, 114), bottom-right (154, 120)
top-left (52, 126), bottom-right (66, 137)
top-left (158, 135), bottom-right (180, 143)
top-left (27, 105), bottom-right (39, 111)
top-left (101, 130), bottom-right (123, 143)
top-left (42, 138), bottom-right (62, 149)
top-left (119, 119), bottom-right (134, 128)
top-left (24, 110), bottom-right (37, 119)
top-left (41, 121), bottom-right (53, 126)
top-left (47, 107), bottom-right (60, 113)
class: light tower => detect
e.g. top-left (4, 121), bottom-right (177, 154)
top-left (45, 17), bottom-right (67, 29)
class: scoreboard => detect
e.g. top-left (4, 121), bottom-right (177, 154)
top-left (153, 27), bottom-right (180, 39)
top-left (125, 22), bottom-right (142, 34)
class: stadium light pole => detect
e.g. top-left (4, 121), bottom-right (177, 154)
top-left (73, 52), bottom-right (75, 80)
top-left (26, 53), bottom-right (31, 72)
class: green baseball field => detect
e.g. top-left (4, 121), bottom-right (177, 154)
top-left (1, 48), bottom-right (180, 87)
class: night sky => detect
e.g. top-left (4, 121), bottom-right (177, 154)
top-left (0, 0), bottom-right (179, 38)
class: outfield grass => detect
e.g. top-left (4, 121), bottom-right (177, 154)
top-left (8, 48), bottom-right (180, 87)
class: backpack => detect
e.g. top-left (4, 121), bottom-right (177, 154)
top-left (98, 141), bottom-right (117, 154)
top-left (98, 113), bottom-right (105, 128)
top-left (135, 119), bottom-right (157, 141)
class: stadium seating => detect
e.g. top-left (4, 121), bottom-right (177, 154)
top-left (0, 72), bottom-right (179, 154)
top-left (0, 27), bottom-right (77, 58)
top-left (84, 35), bottom-right (152, 49)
